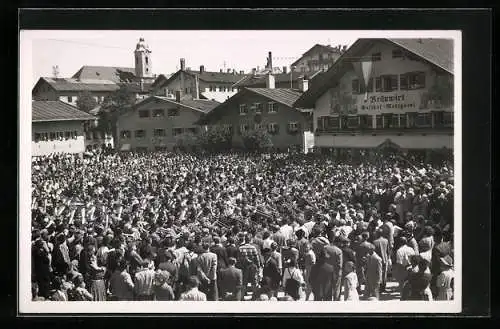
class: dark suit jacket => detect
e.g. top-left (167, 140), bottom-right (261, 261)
top-left (341, 247), bottom-right (356, 267)
top-left (324, 244), bottom-right (343, 276)
top-left (373, 237), bottom-right (390, 265)
top-left (219, 266), bottom-right (243, 297)
top-left (210, 245), bottom-right (229, 270)
top-left (225, 244), bottom-right (239, 260)
top-left (309, 261), bottom-right (334, 301)
top-left (263, 256), bottom-right (281, 286)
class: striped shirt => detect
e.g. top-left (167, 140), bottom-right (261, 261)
top-left (179, 288), bottom-right (207, 301)
top-left (134, 269), bottom-right (155, 297)
top-left (238, 243), bottom-right (262, 268)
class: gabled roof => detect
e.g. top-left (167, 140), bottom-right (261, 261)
top-left (34, 77), bottom-right (120, 93)
top-left (295, 38), bottom-right (454, 108)
top-left (133, 96), bottom-right (220, 114)
top-left (291, 44), bottom-right (343, 66)
top-left (246, 88), bottom-right (304, 108)
top-left (387, 38), bottom-right (453, 74)
top-left (155, 69), bottom-right (249, 90)
top-left (186, 70), bottom-right (248, 84)
top-left (199, 87), bottom-right (308, 125)
top-left (233, 70), bottom-right (323, 88)
top-left (32, 100), bottom-right (96, 122)
top-left (72, 66), bottom-right (136, 83)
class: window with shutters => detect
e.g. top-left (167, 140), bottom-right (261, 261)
top-left (135, 130), bottom-right (146, 139)
top-left (139, 110), bottom-right (150, 118)
top-left (375, 77), bottom-right (382, 92)
top-left (172, 128), bottom-right (184, 136)
top-left (287, 122), bottom-right (299, 133)
top-left (152, 109), bottom-right (164, 118)
top-left (154, 129), bottom-right (166, 137)
top-left (254, 103), bottom-right (263, 114)
top-left (381, 75), bottom-right (398, 92)
top-left (416, 113), bottom-right (432, 127)
top-left (267, 102), bottom-right (277, 113)
top-left (375, 115), bottom-right (384, 129)
top-left (347, 116), bottom-right (360, 128)
top-left (239, 123), bottom-right (249, 133)
top-left (267, 123), bottom-right (279, 134)
top-left (121, 130), bottom-right (131, 139)
top-left (400, 72), bottom-right (426, 90)
top-left (239, 104), bottom-right (248, 115)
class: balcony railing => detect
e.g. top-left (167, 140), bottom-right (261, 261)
top-left (315, 125), bottom-right (454, 136)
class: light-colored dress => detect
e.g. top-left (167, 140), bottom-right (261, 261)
top-left (343, 272), bottom-right (359, 301)
top-left (436, 269), bottom-right (454, 300)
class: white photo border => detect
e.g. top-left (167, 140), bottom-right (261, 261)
top-left (19, 29), bottom-right (462, 314)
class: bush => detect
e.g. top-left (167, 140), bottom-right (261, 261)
top-left (197, 127), bottom-right (232, 152)
top-left (241, 128), bottom-right (273, 151)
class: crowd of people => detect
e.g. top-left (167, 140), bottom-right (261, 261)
top-left (30, 149), bottom-right (454, 302)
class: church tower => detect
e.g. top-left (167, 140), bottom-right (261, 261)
top-left (134, 37), bottom-right (153, 78)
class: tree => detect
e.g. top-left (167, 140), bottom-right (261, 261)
top-left (174, 131), bottom-right (198, 151)
top-left (76, 91), bottom-right (98, 113)
top-left (98, 86), bottom-right (137, 146)
top-left (241, 128), bottom-right (273, 151)
top-left (197, 126), bottom-right (233, 152)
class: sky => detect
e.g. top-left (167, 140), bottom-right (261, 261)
top-left (26, 30), bottom-right (358, 84)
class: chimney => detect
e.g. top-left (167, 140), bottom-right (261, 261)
top-left (175, 90), bottom-right (181, 102)
top-left (226, 68), bottom-right (230, 73)
top-left (232, 69), bottom-right (236, 75)
top-left (240, 70), bottom-right (244, 74)
top-left (200, 65), bottom-right (205, 74)
top-left (268, 51), bottom-right (273, 70)
top-left (298, 76), bottom-right (309, 92)
top-left (180, 58), bottom-right (186, 71)
top-left (252, 68), bottom-right (257, 75)
top-left (342, 45), bottom-right (347, 52)
top-left (283, 66), bottom-right (287, 74)
top-left (193, 74), bottom-right (200, 99)
top-left (266, 73), bottom-right (275, 89)
top-left (139, 79), bottom-right (144, 92)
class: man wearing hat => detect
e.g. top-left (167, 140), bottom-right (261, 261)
top-left (324, 235), bottom-right (343, 301)
top-left (372, 229), bottom-right (390, 293)
top-left (365, 243), bottom-right (383, 300)
top-left (436, 255), bottom-right (454, 300)
top-left (219, 257), bottom-right (243, 301)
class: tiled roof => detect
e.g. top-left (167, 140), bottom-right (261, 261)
top-left (179, 99), bottom-right (220, 113)
top-left (246, 88), bottom-right (304, 108)
top-left (387, 38), bottom-right (454, 74)
top-left (72, 66), bottom-right (137, 83)
top-left (38, 77), bottom-right (120, 92)
top-left (185, 70), bottom-right (248, 83)
top-left (291, 44), bottom-right (343, 66)
top-left (32, 101), bottom-right (96, 122)
top-left (233, 71), bottom-right (323, 88)
top-left (146, 96), bottom-right (220, 114)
